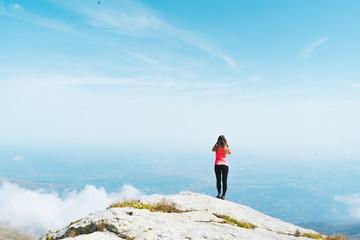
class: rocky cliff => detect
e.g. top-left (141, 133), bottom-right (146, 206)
top-left (46, 192), bottom-right (341, 240)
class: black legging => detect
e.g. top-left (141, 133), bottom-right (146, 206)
top-left (214, 165), bottom-right (229, 196)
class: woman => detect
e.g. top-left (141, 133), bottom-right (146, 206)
top-left (212, 135), bottom-right (231, 200)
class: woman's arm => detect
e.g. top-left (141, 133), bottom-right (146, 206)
top-left (226, 147), bottom-right (231, 154)
top-left (225, 141), bottom-right (231, 154)
top-left (212, 143), bottom-right (218, 152)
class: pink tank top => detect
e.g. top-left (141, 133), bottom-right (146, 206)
top-left (215, 147), bottom-right (229, 166)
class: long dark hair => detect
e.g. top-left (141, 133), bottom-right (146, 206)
top-left (216, 135), bottom-right (227, 148)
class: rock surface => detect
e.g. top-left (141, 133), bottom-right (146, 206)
top-left (49, 192), bottom-right (320, 240)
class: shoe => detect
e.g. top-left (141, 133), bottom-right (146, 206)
top-left (221, 195), bottom-right (225, 200)
top-left (216, 194), bottom-right (221, 199)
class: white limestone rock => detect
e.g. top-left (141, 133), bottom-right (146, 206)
top-left (48, 192), bottom-right (320, 240)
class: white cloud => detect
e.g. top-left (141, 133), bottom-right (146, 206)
top-left (334, 193), bottom-right (360, 220)
top-left (3, 74), bottom-right (239, 95)
top-left (0, 180), bottom-right (144, 237)
top-left (87, 8), bottom-right (162, 36)
top-left (353, 83), bottom-right (360, 87)
top-left (301, 37), bottom-right (329, 58)
top-left (1, 2), bottom-right (74, 33)
top-left (132, 53), bottom-right (160, 65)
top-left (55, 0), bottom-right (237, 69)
top-left (221, 55), bottom-right (238, 71)
top-left (12, 156), bottom-right (23, 161)
top-left (248, 76), bottom-right (261, 82)
top-left (131, 53), bottom-right (174, 71)
top-left (12, 3), bottom-right (22, 10)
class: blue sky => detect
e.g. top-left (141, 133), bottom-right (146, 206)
top-left (1, 0), bottom-right (360, 158)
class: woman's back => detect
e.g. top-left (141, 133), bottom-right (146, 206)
top-left (215, 147), bottom-right (228, 166)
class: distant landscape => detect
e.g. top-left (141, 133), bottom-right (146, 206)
top-left (1, 149), bottom-right (360, 238)
top-left (300, 222), bottom-right (360, 240)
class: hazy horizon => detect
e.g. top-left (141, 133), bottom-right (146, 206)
top-left (1, 148), bottom-right (360, 230)
top-left (1, 0), bottom-right (360, 157)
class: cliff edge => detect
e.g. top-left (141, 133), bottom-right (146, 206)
top-left (46, 192), bottom-right (336, 240)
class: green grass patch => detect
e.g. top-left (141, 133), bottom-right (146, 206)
top-left (325, 234), bottom-right (350, 240)
top-left (213, 214), bottom-right (256, 229)
top-left (294, 230), bottom-right (349, 240)
top-left (108, 199), bottom-right (185, 213)
top-left (303, 233), bottom-right (324, 239)
top-left (68, 218), bottom-right (83, 227)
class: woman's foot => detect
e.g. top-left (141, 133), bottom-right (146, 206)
top-left (216, 193), bottom-right (221, 199)
top-left (221, 195), bottom-right (225, 200)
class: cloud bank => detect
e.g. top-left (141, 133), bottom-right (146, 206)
top-left (334, 193), bottom-right (360, 220)
top-left (0, 180), bottom-right (144, 236)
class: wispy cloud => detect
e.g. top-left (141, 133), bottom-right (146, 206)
top-left (248, 76), bottom-right (261, 82)
top-left (353, 83), bottom-right (360, 87)
top-left (131, 53), bottom-right (175, 72)
top-left (132, 53), bottom-right (160, 65)
top-left (13, 3), bottom-right (21, 10)
top-left (3, 74), bottom-right (246, 100)
top-left (12, 156), bottom-right (23, 161)
top-left (301, 37), bottom-right (329, 58)
top-left (221, 55), bottom-right (238, 71)
top-left (55, 0), bottom-right (237, 69)
top-left (0, 2), bottom-right (75, 33)
top-left (334, 193), bottom-right (360, 220)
